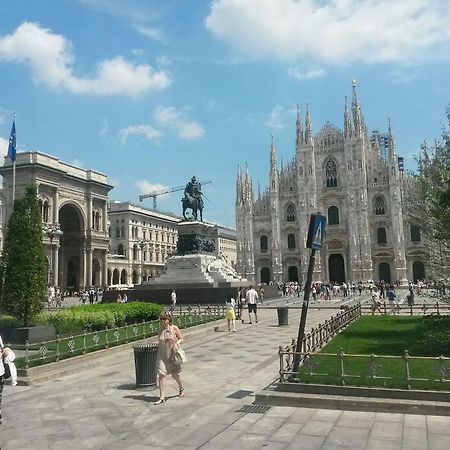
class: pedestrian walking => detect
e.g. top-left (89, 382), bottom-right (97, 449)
top-left (1, 335), bottom-right (18, 424)
top-left (170, 290), bottom-right (177, 312)
top-left (371, 287), bottom-right (383, 314)
top-left (246, 285), bottom-right (259, 324)
top-left (407, 282), bottom-right (415, 306)
top-left (237, 287), bottom-right (246, 323)
top-left (225, 294), bottom-right (236, 332)
top-left (154, 313), bottom-right (185, 405)
top-left (386, 285), bottom-right (397, 314)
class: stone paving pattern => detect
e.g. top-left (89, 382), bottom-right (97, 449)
top-left (2, 294), bottom-right (450, 449)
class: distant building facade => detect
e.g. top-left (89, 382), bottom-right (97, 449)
top-left (236, 82), bottom-right (428, 285)
top-left (107, 201), bottom-right (180, 286)
top-left (0, 152), bottom-right (112, 291)
top-left (213, 225), bottom-right (237, 269)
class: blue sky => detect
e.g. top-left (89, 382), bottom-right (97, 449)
top-left (1, 0), bottom-right (449, 227)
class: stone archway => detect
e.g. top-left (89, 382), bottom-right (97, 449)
top-left (92, 258), bottom-right (101, 286)
top-left (59, 203), bottom-right (84, 292)
top-left (112, 268), bottom-right (120, 285)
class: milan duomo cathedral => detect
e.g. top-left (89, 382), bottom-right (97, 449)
top-left (235, 81), bottom-right (429, 286)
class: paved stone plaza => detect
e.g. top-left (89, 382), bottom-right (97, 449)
top-left (2, 294), bottom-right (450, 449)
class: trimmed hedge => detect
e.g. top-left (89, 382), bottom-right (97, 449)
top-left (35, 302), bottom-right (163, 334)
top-left (0, 314), bottom-right (23, 329)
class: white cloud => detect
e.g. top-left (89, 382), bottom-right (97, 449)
top-left (135, 181), bottom-right (172, 201)
top-left (154, 106), bottom-right (205, 140)
top-left (70, 159), bottom-right (84, 168)
top-left (206, 0), bottom-right (450, 65)
top-left (265, 105), bottom-right (286, 130)
top-left (118, 125), bottom-right (163, 143)
top-left (288, 66), bottom-right (325, 81)
top-left (135, 25), bottom-right (167, 44)
top-left (0, 22), bottom-right (171, 96)
top-left (265, 105), bottom-right (296, 130)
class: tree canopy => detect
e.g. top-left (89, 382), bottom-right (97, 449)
top-left (0, 184), bottom-right (47, 325)
top-left (416, 108), bottom-right (450, 277)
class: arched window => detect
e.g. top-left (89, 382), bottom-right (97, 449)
top-left (133, 244), bottom-right (138, 260)
top-left (325, 159), bottom-right (338, 187)
top-left (286, 204), bottom-right (295, 222)
top-left (117, 244), bottom-right (124, 256)
top-left (42, 200), bottom-right (49, 223)
top-left (260, 235), bottom-right (268, 252)
top-left (116, 227), bottom-right (120, 238)
top-left (375, 196), bottom-right (385, 215)
top-left (411, 225), bottom-right (421, 242)
top-left (328, 206), bottom-right (339, 225)
top-left (287, 233), bottom-right (296, 249)
top-left (377, 227), bottom-right (387, 244)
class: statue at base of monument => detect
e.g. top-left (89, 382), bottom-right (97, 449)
top-left (182, 176), bottom-right (204, 221)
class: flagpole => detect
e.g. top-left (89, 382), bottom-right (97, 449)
top-left (8, 113), bottom-right (16, 205)
top-left (11, 113), bottom-right (16, 202)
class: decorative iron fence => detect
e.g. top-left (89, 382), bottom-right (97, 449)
top-left (361, 301), bottom-right (450, 316)
top-left (279, 303), bottom-right (362, 381)
top-left (298, 349), bottom-right (450, 390)
top-left (21, 305), bottom-right (225, 369)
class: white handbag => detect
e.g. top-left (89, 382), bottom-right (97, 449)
top-left (173, 347), bottom-right (188, 365)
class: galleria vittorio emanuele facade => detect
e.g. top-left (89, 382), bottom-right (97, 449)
top-left (236, 82), bottom-right (428, 285)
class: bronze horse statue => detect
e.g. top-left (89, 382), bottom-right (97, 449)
top-left (182, 193), bottom-right (203, 221)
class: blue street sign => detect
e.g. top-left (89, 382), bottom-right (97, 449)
top-left (306, 213), bottom-right (326, 250)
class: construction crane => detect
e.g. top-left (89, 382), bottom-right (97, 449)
top-left (139, 180), bottom-right (212, 209)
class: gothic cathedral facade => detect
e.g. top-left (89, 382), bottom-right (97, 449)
top-left (236, 82), bottom-right (428, 285)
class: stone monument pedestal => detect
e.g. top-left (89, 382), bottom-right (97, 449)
top-left (131, 221), bottom-right (248, 304)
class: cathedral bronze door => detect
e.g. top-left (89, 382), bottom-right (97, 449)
top-left (288, 266), bottom-right (299, 282)
top-left (328, 254), bottom-right (345, 283)
top-left (260, 267), bottom-right (271, 284)
top-left (412, 261), bottom-right (425, 282)
top-left (378, 263), bottom-right (391, 284)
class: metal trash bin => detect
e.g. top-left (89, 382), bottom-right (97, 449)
top-left (277, 307), bottom-right (289, 326)
top-left (133, 343), bottom-right (159, 387)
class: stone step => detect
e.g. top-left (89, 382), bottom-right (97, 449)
top-left (255, 388), bottom-right (450, 416)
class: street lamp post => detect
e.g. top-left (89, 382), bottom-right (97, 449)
top-left (43, 224), bottom-right (63, 287)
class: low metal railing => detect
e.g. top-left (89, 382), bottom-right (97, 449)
top-left (361, 301), bottom-right (450, 316)
top-left (298, 349), bottom-right (450, 389)
top-left (21, 305), bottom-right (225, 369)
top-left (279, 304), bottom-right (362, 381)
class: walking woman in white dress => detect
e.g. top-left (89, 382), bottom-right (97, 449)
top-left (154, 313), bottom-right (185, 405)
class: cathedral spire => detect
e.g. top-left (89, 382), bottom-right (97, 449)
top-left (270, 134), bottom-right (277, 167)
top-left (387, 116), bottom-right (396, 158)
top-left (344, 95), bottom-right (352, 138)
top-left (351, 79), bottom-right (364, 135)
top-left (236, 163), bottom-right (243, 204)
top-left (296, 104), bottom-right (304, 146)
top-left (305, 103), bottom-right (313, 143)
top-left (245, 162), bottom-right (253, 204)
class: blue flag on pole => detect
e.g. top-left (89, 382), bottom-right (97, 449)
top-left (7, 120), bottom-right (16, 163)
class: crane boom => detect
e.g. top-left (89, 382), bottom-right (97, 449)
top-left (139, 180), bottom-right (212, 209)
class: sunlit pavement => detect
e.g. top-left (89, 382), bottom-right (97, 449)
top-left (2, 292), bottom-right (449, 449)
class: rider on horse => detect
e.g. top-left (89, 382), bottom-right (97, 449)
top-left (183, 176), bottom-right (204, 220)
top-left (184, 176), bottom-right (202, 203)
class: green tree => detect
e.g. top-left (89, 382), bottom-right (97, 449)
top-left (0, 184), bottom-right (47, 325)
top-left (415, 108), bottom-right (450, 276)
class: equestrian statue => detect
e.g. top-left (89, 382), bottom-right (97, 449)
top-left (182, 176), bottom-right (204, 221)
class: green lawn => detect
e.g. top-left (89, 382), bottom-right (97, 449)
top-left (299, 315), bottom-right (450, 391)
